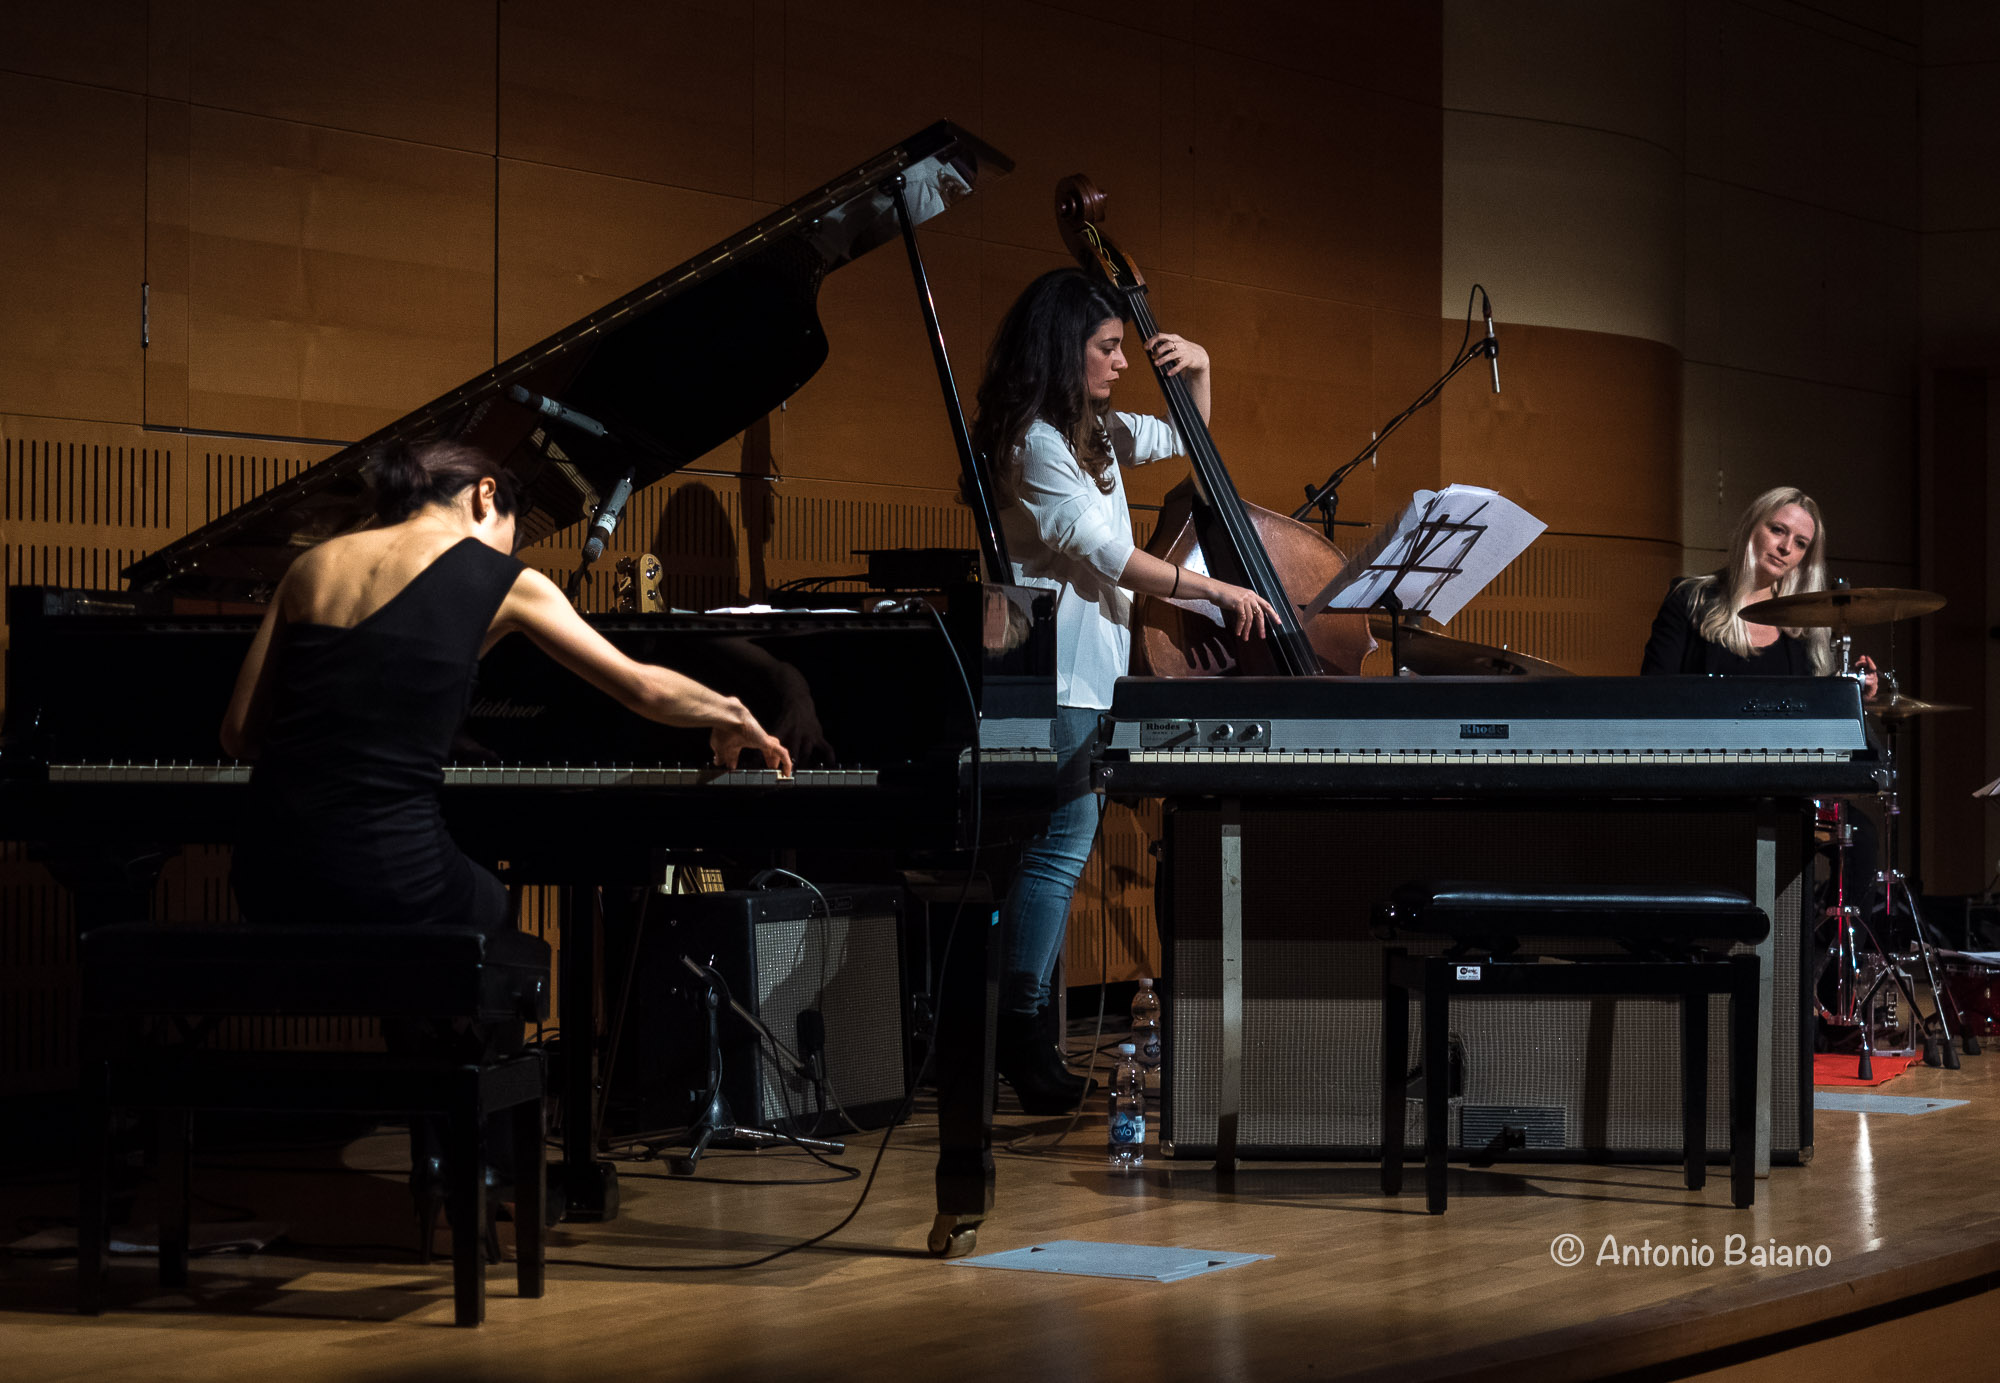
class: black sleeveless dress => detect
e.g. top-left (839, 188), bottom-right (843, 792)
top-left (231, 538), bottom-right (524, 933)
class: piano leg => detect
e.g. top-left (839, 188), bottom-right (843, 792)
top-left (554, 884), bottom-right (620, 1222)
top-left (927, 888), bottom-right (998, 1258)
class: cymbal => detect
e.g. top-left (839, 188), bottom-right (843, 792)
top-left (1367, 616), bottom-right (1572, 677)
top-left (1740, 587), bottom-right (1945, 628)
top-left (1866, 694), bottom-right (1968, 722)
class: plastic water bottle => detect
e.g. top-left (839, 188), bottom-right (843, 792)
top-left (1130, 978), bottom-right (1162, 1071)
top-left (1107, 1043), bottom-right (1145, 1172)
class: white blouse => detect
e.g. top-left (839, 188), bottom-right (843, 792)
top-left (999, 412), bottom-right (1183, 709)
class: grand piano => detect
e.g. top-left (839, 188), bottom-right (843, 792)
top-left (3, 121), bottom-right (1038, 1255)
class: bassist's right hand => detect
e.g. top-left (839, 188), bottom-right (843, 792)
top-left (1211, 583), bottom-right (1279, 640)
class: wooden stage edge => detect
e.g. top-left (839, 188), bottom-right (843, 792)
top-left (3, 1048), bottom-right (1998, 1382)
top-left (1359, 1217), bottom-right (2000, 1383)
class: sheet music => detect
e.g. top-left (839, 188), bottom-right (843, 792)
top-left (1306, 483), bottom-right (1545, 626)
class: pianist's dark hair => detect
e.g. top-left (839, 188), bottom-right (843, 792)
top-left (971, 268), bottom-right (1128, 501)
top-left (364, 439), bottom-right (521, 524)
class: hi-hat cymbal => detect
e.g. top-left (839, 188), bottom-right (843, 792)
top-left (1740, 587), bottom-right (1945, 628)
top-left (1867, 694), bottom-right (1968, 722)
top-left (1367, 616), bottom-right (1572, 677)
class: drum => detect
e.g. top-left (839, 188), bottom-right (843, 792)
top-left (1939, 955), bottom-right (2000, 1038)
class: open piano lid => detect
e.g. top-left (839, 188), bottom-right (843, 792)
top-left (125, 121), bottom-right (1011, 601)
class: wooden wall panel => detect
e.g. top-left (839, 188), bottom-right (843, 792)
top-left (0, 75), bottom-right (145, 424)
top-left (1186, 276), bottom-right (1375, 514)
top-left (0, 0), bottom-right (148, 92)
top-left (498, 0), bottom-right (755, 194)
top-left (1203, 0), bottom-right (1441, 104)
top-left (184, 0), bottom-right (498, 152)
top-left (1686, 0), bottom-right (1917, 229)
top-left (1195, 54), bottom-right (1408, 309)
top-left (145, 98), bottom-right (193, 427)
top-left (779, 227), bottom-right (981, 487)
top-left (779, 0), bottom-right (983, 204)
top-left (1681, 363), bottom-right (1913, 565)
top-left (975, 1), bottom-right (1170, 265)
top-left (184, 108), bottom-right (495, 440)
top-left (1442, 324), bottom-right (1680, 544)
top-left (496, 159), bottom-right (772, 359)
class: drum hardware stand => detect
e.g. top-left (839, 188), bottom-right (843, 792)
top-left (1815, 666), bottom-right (1960, 1077)
top-left (1871, 683), bottom-right (1959, 1071)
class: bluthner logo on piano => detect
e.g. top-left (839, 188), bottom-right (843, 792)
top-left (469, 698), bottom-right (545, 719)
top-left (1459, 723), bottom-right (1509, 739)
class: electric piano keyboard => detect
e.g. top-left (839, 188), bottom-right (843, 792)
top-left (1092, 675), bottom-right (1885, 799)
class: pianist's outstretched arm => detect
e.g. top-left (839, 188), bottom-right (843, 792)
top-left (490, 566), bottom-right (794, 776)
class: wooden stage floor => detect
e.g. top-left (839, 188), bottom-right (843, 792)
top-left (4, 1045), bottom-right (1998, 1383)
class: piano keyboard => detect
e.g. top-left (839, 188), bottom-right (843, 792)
top-left (1118, 748), bottom-right (1853, 766)
top-left (49, 763), bottom-right (879, 787)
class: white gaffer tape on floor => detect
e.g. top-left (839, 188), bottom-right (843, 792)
top-left (1812, 1092), bottom-right (1969, 1116)
top-left (953, 1240), bottom-right (1272, 1283)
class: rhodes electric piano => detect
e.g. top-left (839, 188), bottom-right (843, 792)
top-left (1093, 674), bottom-right (1882, 1175)
top-left (3, 122), bottom-right (1040, 1254)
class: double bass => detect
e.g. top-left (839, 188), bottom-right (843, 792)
top-left (1054, 175), bottom-right (1373, 678)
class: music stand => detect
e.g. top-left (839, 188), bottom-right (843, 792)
top-left (1304, 485), bottom-right (1546, 672)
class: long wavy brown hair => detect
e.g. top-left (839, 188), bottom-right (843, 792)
top-left (970, 269), bottom-right (1128, 500)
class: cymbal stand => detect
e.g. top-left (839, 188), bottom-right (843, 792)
top-left (1870, 703), bottom-right (1959, 1070)
top-left (1814, 800), bottom-right (1920, 1077)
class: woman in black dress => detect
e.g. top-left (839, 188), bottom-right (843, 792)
top-left (221, 440), bottom-right (792, 1243)
top-left (223, 440), bottom-right (790, 932)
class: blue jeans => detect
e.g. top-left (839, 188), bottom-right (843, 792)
top-left (999, 705), bottom-right (1104, 1017)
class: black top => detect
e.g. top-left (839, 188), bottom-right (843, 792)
top-left (1639, 580), bottom-right (1813, 677)
top-left (232, 539), bottom-right (525, 930)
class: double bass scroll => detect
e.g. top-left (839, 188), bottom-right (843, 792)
top-left (1053, 175), bottom-right (1372, 679)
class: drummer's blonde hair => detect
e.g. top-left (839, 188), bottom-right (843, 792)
top-left (1685, 486), bottom-right (1832, 674)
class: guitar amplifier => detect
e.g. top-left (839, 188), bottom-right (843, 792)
top-left (1156, 804), bottom-right (1813, 1163)
top-left (612, 884), bottom-right (910, 1137)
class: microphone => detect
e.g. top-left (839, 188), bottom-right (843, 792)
top-left (1482, 292), bottom-right (1500, 394)
top-left (508, 383), bottom-right (610, 440)
top-left (582, 470), bottom-right (636, 565)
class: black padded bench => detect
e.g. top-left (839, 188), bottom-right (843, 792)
top-left (77, 922), bottom-right (551, 1327)
top-left (1374, 882), bottom-right (1767, 1214)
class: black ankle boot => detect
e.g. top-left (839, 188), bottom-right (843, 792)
top-left (997, 1012), bottom-right (1092, 1114)
top-left (1036, 1004), bottom-right (1093, 1095)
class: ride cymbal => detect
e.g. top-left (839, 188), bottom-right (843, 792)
top-left (1367, 616), bottom-right (1572, 677)
top-left (1740, 587), bottom-right (1945, 628)
top-left (1866, 694), bottom-right (1968, 721)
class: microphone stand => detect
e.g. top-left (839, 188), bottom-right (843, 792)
top-left (1294, 285), bottom-right (1499, 539)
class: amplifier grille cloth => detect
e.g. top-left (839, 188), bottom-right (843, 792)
top-left (752, 909), bottom-right (905, 1127)
top-left (1163, 807), bottom-right (1805, 1157)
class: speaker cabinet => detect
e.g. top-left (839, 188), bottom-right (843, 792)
top-left (1157, 804), bottom-right (1812, 1163)
top-left (614, 884), bottom-right (909, 1137)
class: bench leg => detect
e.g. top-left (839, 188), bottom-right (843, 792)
top-left (450, 1081), bottom-right (487, 1327)
top-left (1730, 956), bottom-right (1760, 1209)
top-left (1423, 961), bottom-right (1450, 1215)
top-left (159, 1108), bottom-right (192, 1288)
top-left (1681, 992), bottom-right (1709, 1192)
top-left (513, 1066), bottom-right (546, 1301)
top-left (77, 1052), bottom-right (109, 1316)
top-left (1381, 950), bottom-right (1408, 1196)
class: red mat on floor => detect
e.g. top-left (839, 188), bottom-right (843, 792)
top-left (1813, 1052), bottom-right (1919, 1087)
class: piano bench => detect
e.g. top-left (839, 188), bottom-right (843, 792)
top-left (1372, 881), bottom-right (1767, 1215)
top-left (75, 922), bottom-right (552, 1328)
